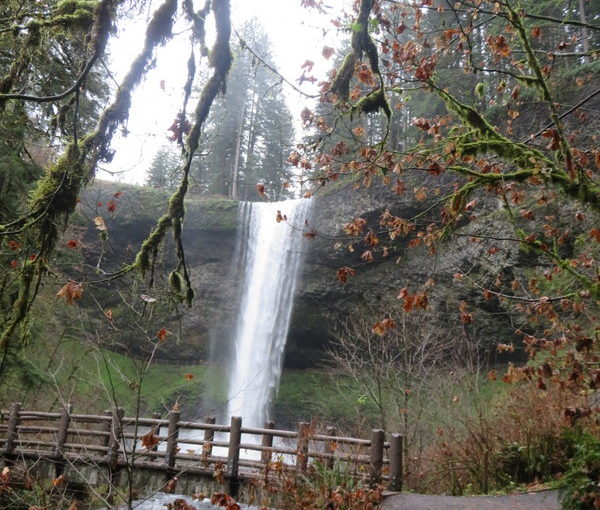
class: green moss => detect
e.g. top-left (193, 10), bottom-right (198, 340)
top-left (55, 0), bottom-right (98, 14)
top-left (185, 195), bottom-right (239, 231)
top-left (352, 88), bottom-right (391, 118)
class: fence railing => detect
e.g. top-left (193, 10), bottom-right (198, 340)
top-left (0, 403), bottom-right (403, 491)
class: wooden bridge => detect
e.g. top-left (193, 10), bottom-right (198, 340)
top-left (0, 403), bottom-right (403, 504)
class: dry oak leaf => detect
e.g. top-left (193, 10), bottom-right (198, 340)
top-left (56, 281), bottom-right (84, 305)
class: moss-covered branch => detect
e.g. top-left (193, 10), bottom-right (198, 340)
top-left (330, 0), bottom-right (390, 119)
top-left (132, 0), bottom-right (232, 305)
top-left (0, 0), bottom-right (178, 351)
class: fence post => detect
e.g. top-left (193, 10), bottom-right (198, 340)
top-left (388, 433), bottom-right (403, 491)
top-left (54, 403), bottom-right (72, 477)
top-left (296, 422), bottom-right (309, 473)
top-left (4, 402), bottom-right (22, 457)
top-left (107, 408), bottom-right (124, 468)
top-left (165, 406), bottom-right (181, 470)
top-left (261, 421), bottom-right (275, 466)
top-left (54, 403), bottom-right (72, 457)
top-left (101, 410), bottom-right (112, 459)
top-left (369, 429), bottom-right (385, 487)
top-left (324, 426), bottom-right (337, 470)
top-left (202, 416), bottom-right (216, 461)
top-left (227, 416), bottom-right (242, 497)
top-left (149, 412), bottom-right (161, 461)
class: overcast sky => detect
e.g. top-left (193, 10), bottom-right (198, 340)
top-left (100, 0), bottom-right (351, 185)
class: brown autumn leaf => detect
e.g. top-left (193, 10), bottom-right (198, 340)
top-left (157, 327), bottom-right (168, 342)
top-left (255, 183), bottom-right (266, 196)
top-left (300, 59), bottom-right (314, 71)
top-left (361, 250), bottom-right (374, 262)
top-left (56, 281), bottom-right (84, 305)
top-left (414, 57), bottom-right (436, 81)
top-left (393, 179), bottom-right (406, 195)
top-left (497, 343), bottom-right (515, 353)
top-left (364, 230), bottom-right (380, 246)
top-left (164, 476), bottom-right (178, 494)
top-left (52, 474), bottom-right (66, 486)
top-left (322, 45), bottom-right (334, 59)
top-left (336, 266), bottom-right (355, 283)
top-left (381, 317), bottom-right (396, 330)
top-left (66, 239), bottom-right (79, 249)
top-left (300, 107), bottom-right (313, 127)
top-left (459, 301), bottom-right (473, 324)
top-left (372, 322), bottom-right (386, 336)
top-left (107, 199), bottom-right (116, 213)
top-left (141, 430), bottom-right (159, 450)
top-left (184, 373), bottom-right (194, 380)
top-left (352, 125), bottom-right (365, 137)
top-left (487, 35), bottom-right (511, 57)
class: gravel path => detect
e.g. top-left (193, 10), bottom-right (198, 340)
top-left (381, 490), bottom-right (560, 510)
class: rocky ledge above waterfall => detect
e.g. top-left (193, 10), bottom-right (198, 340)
top-left (70, 178), bottom-right (549, 366)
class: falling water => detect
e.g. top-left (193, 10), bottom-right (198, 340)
top-left (226, 199), bottom-right (311, 428)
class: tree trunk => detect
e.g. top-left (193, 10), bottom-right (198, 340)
top-left (230, 105), bottom-right (246, 199)
top-left (578, 0), bottom-right (590, 58)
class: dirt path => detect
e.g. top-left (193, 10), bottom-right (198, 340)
top-left (381, 490), bottom-right (560, 510)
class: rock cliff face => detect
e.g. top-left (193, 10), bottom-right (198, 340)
top-left (79, 179), bottom-right (536, 366)
top-left (287, 178), bottom-right (527, 367)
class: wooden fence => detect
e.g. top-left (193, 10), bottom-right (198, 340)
top-left (0, 403), bottom-right (403, 492)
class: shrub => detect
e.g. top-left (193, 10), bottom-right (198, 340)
top-left (559, 431), bottom-right (600, 510)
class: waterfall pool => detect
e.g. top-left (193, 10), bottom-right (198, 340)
top-left (111, 493), bottom-right (259, 509)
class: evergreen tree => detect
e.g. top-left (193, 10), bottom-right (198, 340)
top-left (145, 145), bottom-right (182, 192)
top-left (190, 20), bottom-right (295, 200)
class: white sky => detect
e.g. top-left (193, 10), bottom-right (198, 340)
top-left (100, 0), bottom-right (352, 185)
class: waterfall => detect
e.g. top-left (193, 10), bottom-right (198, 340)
top-left (226, 199), bottom-right (311, 428)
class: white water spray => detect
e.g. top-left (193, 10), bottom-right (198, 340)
top-left (226, 199), bottom-right (311, 428)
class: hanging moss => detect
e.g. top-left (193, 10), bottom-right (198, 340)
top-left (352, 88), bottom-right (391, 118)
top-left (168, 270), bottom-right (184, 294)
top-left (331, 0), bottom-right (384, 112)
top-left (132, 0), bottom-right (232, 309)
top-left (134, 214), bottom-right (172, 275)
top-left (331, 53), bottom-right (355, 101)
top-left (0, 262), bottom-right (38, 350)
